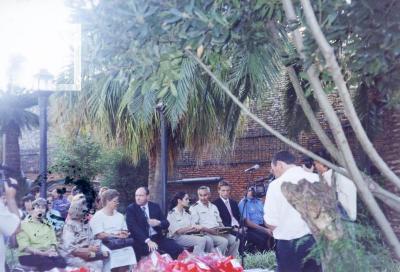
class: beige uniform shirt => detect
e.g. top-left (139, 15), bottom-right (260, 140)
top-left (167, 208), bottom-right (195, 237)
top-left (189, 201), bottom-right (223, 229)
top-left (323, 169), bottom-right (357, 221)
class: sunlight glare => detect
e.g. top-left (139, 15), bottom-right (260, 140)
top-left (0, 0), bottom-right (74, 90)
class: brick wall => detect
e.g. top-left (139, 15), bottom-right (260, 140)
top-left (167, 96), bottom-right (400, 237)
top-left (373, 109), bottom-right (400, 236)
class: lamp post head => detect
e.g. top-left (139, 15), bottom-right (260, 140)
top-left (33, 69), bottom-right (55, 91)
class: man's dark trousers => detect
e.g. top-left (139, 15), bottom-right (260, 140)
top-left (276, 234), bottom-right (321, 272)
top-left (133, 234), bottom-right (183, 260)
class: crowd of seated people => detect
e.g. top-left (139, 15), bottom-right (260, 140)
top-left (5, 181), bottom-right (274, 271)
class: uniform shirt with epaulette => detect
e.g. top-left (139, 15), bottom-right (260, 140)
top-left (167, 208), bottom-right (195, 237)
top-left (189, 201), bottom-right (223, 229)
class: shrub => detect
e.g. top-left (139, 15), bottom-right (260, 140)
top-left (101, 149), bottom-right (148, 211)
top-left (243, 251), bottom-right (276, 270)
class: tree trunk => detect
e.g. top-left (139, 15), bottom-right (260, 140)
top-left (281, 0), bottom-right (400, 258)
top-left (187, 47), bottom-right (400, 257)
top-left (281, 178), bottom-right (344, 241)
top-left (300, 0), bottom-right (400, 190)
top-left (2, 121), bottom-right (22, 178)
top-left (148, 144), bottom-right (163, 207)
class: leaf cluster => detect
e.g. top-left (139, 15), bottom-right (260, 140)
top-left (308, 222), bottom-right (400, 272)
top-left (62, 0), bottom-right (288, 161)
top-left (0, 91), bottom-right (39, 136)
top-left (295, 0), bottom-right (400, 137)
top-left (50, 134), bottom-right (105, 180)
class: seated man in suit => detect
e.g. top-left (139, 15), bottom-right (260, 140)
top-left (213, 180), bottom-right (241, 229)
top-left (126, 187), bottom-right (183, 260)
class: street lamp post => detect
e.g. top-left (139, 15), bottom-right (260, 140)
top-left (34, 69), bottom-right (54, 199)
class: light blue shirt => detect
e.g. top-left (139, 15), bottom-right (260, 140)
top-left (238, 197), bottom-right (264, 225)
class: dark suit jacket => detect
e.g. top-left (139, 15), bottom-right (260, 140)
top-left (126, 201), bottom-right (170, 244)
top-left (213, 197), bottom-right (241, 227)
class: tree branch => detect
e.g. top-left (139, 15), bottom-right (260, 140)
top-left (185, 48), bottom-right (342, 174)
top-left (282, 0), bottom-right (400, 258)
top-left (300, 0), bottom-right (400, 190)
top-left (286, 67), bottom-right (343, 164)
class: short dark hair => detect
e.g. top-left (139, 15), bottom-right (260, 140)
top-left (302, 156), bottom-right (314, 169)
top-left (169, 191), bottom-right (187, 211)
top-left (218, 180), bottom-right (231, 189)
top-left (30, 185), bottom-right (40, 194)
top-left (272, 151), bottom-right (296, 166)
top-left (315, 149), bottom-right (332, 163)
top-left (22, 194), bottom-right (35, 203)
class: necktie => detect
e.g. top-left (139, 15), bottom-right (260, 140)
top-left (142, 206), bottom-right (148, 218)
top-left (142, 206), bottom-right (151, 235)
top-left (225, 200), bottom-right (233, 217)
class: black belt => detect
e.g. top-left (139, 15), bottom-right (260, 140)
top-left (276, 233), bottom-right (313, 243)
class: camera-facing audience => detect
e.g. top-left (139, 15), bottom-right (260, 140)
top-left (189, 186), bottom-right (240, 258)
top-left (167, 192), bottom-right (213, 254)
top-left (5, 149), bottom-right (339, 272)
top-left (17, 198), bottom-right (67, 271)
top-left (90, 189), bottom-right (136, 272)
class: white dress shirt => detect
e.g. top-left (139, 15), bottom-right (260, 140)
top-left (264, 166), bottom-right (319, 240)
top-left (323, 169), bottom-right (357, 221)
top-left (221, 197), bottom-right (240, 227)
top-left (142, 203), bottom-right (157, 236)
top-left (0, 201), bottom-right (20, 272)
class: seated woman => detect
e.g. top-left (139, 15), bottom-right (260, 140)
top-left (51, 187), bottom-right (70, 220)
top-left (61, 194), bottom-right (108, 271)
top-left (16, 198), bottom-right (67, 271)
top-left (167, 192), bottom-right (213, 255)
top-left (20, 194), bottom-right (35, 220)
top-left (90, 189), bottom-right (136, 272)
top-left (46, 195), bottom-right (65, 235)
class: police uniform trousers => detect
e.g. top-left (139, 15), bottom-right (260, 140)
top-left (173, 234), bottom-right (214, 255)
top-left (206, 234), bottom-right (239, 257)
top-left (246, 226), bottom-right (275, 252)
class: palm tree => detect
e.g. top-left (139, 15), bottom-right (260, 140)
top-left (57, 0), bottom-right (285, 203)
top-left (0, 92), bottom-right (39, 178)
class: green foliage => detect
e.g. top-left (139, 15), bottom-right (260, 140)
top-left (283, 65), bottom-right (319, 138)
top-left (63, 0), bottom-right (287, 163)
top-left (101, 149), bottom-right (148, 211)
top-left (296, 0), bottom-right (400, 135)
top-left (50, 134), bottom-right (105, 180)
top-left (0, 91), bottom-right (38, 136)
top-left (243, 251), bottom-right (276, 270)
top-left (308, 223), bottom-right (400, 272)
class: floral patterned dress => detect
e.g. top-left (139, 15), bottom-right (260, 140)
top-left (61, 218), bottom-right (104, 271)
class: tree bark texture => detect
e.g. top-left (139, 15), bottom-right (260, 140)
top-left (2, 121), bottom-right (22, 178)
top-left (300, 0), bottom-right (400, 190)
top-left (281, 178), bottom-right (344, 241)
top-left (187, 44), bottom-right (400, 257)
top-left (148, 144), bottom-right (163, 207)
top-left (281, 0), bottom-right (400, 258)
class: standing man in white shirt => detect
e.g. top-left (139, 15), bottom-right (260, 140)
top-left (0, 179), bottom-right (20, 272)
top-left (264, 151), bottom-right (321, 272)
top-left (313, 150), bottom-right (357, 221)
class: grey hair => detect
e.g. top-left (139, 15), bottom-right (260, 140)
top-left (198, 186), bottom-right (211, 193)
top-left (32, 198), bottom-right (47, 208)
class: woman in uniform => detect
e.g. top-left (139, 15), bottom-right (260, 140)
top-left (167, 192), bottom-right (214, 255)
